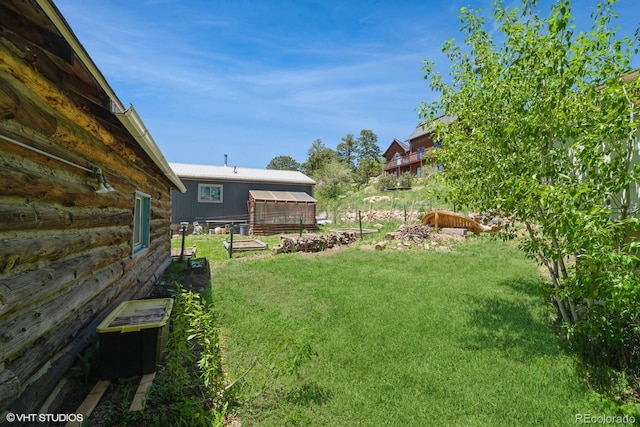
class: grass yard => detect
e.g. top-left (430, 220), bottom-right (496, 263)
top-left (210, 236), bottom-right (614, 426)
top-left (171, 232), bottom-right (283, 263)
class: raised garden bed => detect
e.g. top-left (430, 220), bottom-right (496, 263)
top-left (223, 239), bottom-right (268, 252)
top-left (170, 246), bottom-right (197, 260)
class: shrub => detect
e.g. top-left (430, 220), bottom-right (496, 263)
top-left (397, 172), bottom-right (414, 188)
top-left (376, 174), bottom-right (397, 191)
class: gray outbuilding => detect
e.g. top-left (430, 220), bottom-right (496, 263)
top-left (170, 162), bottom-right (317, 234)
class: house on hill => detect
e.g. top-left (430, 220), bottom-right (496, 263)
top-left (383, 115), bottom-right (455, 177)
top-left (382, 139), bottom-right (409, 177)
top-left (0, 0), bottom-right (185, 413)
top-left (170, 162), bottom-right (317, 235)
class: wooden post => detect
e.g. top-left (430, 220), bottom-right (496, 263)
top-left (228, 222), bottom-right (234, 258)
top-left (409, 200), bottom-right (415, 223)
top-left (179, 222), bottom-right (188, 263)
top-left (358, 210), bottom-right (363, 239)
top-left (299, 215), bottom-right (303, 237)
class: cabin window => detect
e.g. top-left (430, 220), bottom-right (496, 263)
top-left (132, 191), bottom-right (151, 256)
top-left (198, 184), bottom-right (223, 203)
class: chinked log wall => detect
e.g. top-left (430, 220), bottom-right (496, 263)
top-left (0, 24), bottom-right (174, 412)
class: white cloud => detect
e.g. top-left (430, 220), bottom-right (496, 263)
top-left (55, 0), bottom-right (639, 168)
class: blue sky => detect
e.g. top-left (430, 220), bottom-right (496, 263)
top-left (54, 0), bottom-right (640, 169)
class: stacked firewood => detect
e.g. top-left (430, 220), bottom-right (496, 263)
top-left (272, 231), bottom-right (357, 254)
top-left (384, 225), bottom-right (433, 243)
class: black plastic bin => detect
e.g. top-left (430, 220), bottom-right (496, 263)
top-left (97, 298), bottom-right (173, 379)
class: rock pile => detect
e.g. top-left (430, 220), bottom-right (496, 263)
top-left (272, 231), bottom-right (358, 254)
top-left (341, 209), bottom-right (420, 223)
top-left (468, 212), bottom-right (511, 231)
top-left (377, 224), bottom-right (464, 252)
top-left (362, 195), bottom-right (391, 203)
top-left (384, 224), bottom-right (433, 243)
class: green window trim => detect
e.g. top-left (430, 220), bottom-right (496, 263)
top-left (132, 190), bottom-right (151, 257)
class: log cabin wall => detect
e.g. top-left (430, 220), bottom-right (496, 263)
top-left (0, 0), bottom-right (182, 413)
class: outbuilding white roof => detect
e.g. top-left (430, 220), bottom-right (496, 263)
top-left (169, 162), bottom-right (316, 185)
top-left (249, 190), bottom-right (316, 203)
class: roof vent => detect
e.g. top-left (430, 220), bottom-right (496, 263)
top-left (224, 154), bottom-right (228, 167)
top-left (233, 166), bottom-right (237, 173)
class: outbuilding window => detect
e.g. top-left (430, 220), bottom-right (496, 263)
top-left (132, 191), bottom-right (151, 256)
top-left (198, 184), bottom-right (223, 203)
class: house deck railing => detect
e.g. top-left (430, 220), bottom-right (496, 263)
top-left (385, 149), bottom-right (433, 170)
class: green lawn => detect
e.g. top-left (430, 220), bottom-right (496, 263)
top-left (209, 236), bottom-right (615, 426)
top-left (171, 232), bottom-right (284, 263)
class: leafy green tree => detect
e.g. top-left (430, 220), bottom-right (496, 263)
top-left (421, 0), bottom-right (639, 385)
top-left (313, 159), bottom-right (352, 200)
top-left (353, 157), bottom-right (383, 187)
top-left (353, 130), bottom-right (383, 186)
top-left (302, 139), bottom-right (339, 177)
top-left (356, 130), bottom-right (381, 164)
top-left (337, 134), bottom-right (358, 171)
top-left (266, 155), bottom-right (301, 171)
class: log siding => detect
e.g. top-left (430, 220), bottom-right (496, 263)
top-left (0, 0), bottom-right (183, 413)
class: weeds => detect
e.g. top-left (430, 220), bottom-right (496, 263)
top-left (180, 288), bottom-right (223, 391)
top-left (101, 284), bottom-right (230, 426)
